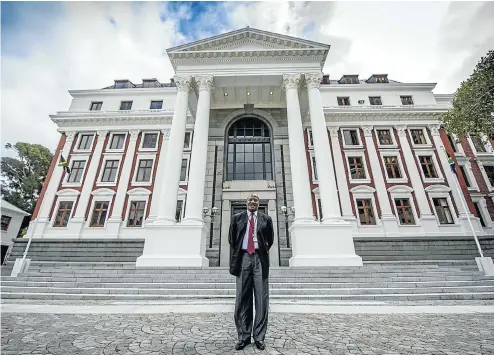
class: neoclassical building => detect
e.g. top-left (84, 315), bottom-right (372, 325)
top-left (27, 28), bottom-right (494, 267)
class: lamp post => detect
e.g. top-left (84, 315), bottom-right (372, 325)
top-left (203, 206), bottom-right (219, 248)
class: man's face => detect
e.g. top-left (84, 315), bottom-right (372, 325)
top-left (246, 196), bottom-right (259, 212)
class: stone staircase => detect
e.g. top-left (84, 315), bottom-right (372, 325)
top-left (2, 261), bottom-right (494, 301)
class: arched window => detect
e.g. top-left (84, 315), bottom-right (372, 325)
top-left (226, 117), bottom-right (272, 181)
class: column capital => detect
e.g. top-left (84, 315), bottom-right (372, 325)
top-left (129, 129), bottom-right (140, 142)
top-left (395, 125), bottom-right (408, 137)
top-left (282, 74), bottom-right (301, 91)
top-left (362, 125), bottom-right (374, 137)
top-left (97, 130), bottom-right (108, 138)
top-left (304, 72), bottom-right (323, 90)
top-left (161, 128), bottom-right (171, 139)
top-left (65, 131), bottom-right (76, 143)
top-left (428, 124), bottom-right (441, 137)
top-left (174, 76), bottom-right (192, 92)
top-left (328, 126), bottom-right (339, 138)
top-left (195, 75), bottom-right (214, 92)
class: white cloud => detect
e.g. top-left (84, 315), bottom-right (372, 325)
top-left (2, 1), bottom-right (491, 159)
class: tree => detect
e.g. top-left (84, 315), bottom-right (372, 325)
top-left (1, 142), bottom-right (53, 216)
top-left (442, 50), bottom-right (494, 138)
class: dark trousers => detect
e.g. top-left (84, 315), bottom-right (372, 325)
top-left (234, 251), bottom-right (269, 342)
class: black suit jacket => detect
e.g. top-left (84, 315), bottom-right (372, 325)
top-left (228, 210), bottom-right (274, 279)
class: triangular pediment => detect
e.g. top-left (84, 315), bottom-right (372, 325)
top-left (167, 27), bottom-right (330, 53)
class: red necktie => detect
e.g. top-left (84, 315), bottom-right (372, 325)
top-left (247, 213), bottom-right (255, 255)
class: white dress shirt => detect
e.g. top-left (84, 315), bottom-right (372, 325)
top-left (242, 210), bottom-right (259, 250)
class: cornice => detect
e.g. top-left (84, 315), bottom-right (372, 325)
top-left (323, 105), bottom-right (449, 113)
top-left (319, 83), bottom-right (437, 92)
top-left (52, 115), bottom-right (195, 128)
top-left (50, 109), bottom-right (184, 119)
top-left (69, 87), bottom-right (177, 97)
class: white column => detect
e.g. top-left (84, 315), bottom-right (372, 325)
top-left (153, 76), bottom-right (191, 225)
top-left (304, 73), bottom-right (342, 223)
top-left (29, 132), bottom-right (76, 238)
top-left (69, 130), bottom-right (108, 227)
top-left (183, 75), bottom-right (213, 224)
top-left (395, 125), bottom-right (438, 230)
top-left (428, 124), bottom-right (472, 220)
top-left (328, 127), bottom-right (355, 221)
top-left (282, 74), bottom-right (314, 223)
top-left (361, 126), bottom-right (400, 235)
top-left (147, 128), bottom-right (171, 222)
top-left (106, 129), bottom-right (140, 237)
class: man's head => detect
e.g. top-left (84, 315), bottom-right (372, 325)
top-left (246, 193), bottom-right (259, 212)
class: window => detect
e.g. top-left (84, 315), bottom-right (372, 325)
top-left (101, 160), bottom-right (119, 182)
top-left (377, 129), bottom-right (393, 145)
top-left (53, 201), bottom-right (73, 227)
top-left (432, 198), bottom-right (454, 225)
top-left (337, 97), bottom-right (351, 106)
top-left (1, 215), bottom-right (11, 231)
top-left (484, 166), bottom-right (494, 186)
top-left (184, 132), bottom-right (193, 150)
top-left (384, 156), bottom-right (402, 179)
top-left (311, 156), bottom-right (318, 180)
top-left (142, 80), bottom-right (158, 88)
top-left (369, 96), bottom-right (382, 105)
top-left (400, 96), bottom-right (414, 105)
top-left (471, 135), bottom-right (487, 153)
top-left (142, 133), bottom-right (158, 149)
top-left (119, 101), bottom-right (133, 110)
top-left (348, 157), bottom-right (366, 179)
top-left (150, 100), bottom-right (163, 109)
top-left (180, 159), bottom-right (188, 181)
top-left (419, 156), bottom-right (438, 179)
top-left (226, 117), bottom-right (272, 181)
top-left (342, 129), bottom-right (360, 146)
top-left (78, 134), bottom-right (94, 150)
top-left (447, 134), bottom-right (458, 153)
top-left (136, 159), bottom-right (153, 182)
top-left (67, 161), bottom-right (86, 183)
top-left (339, 76), bottom-right (359, 84)
top-left (109, 134), bottom-right (126, 150)
top-left (90, 201), bottom-right (109, 227)
top-left (374, 75), bottom-right (388, 83)
top-left (114, 81), bottom-right (129, 89)
top-left (474, 203), bottom-right (486, 227)
top-left (395, 199), bottom-right (415, 225)
top-left (176, 200), bottom-right (184, 222)
top-left (411, 129), bottom-right (427, 145)
top-left (459, 166), bottom-right (471, 187)
top-left (307, 129), bottom-right (314, 148)
top-left (127, 201), bottom-right (145, 227)
top-left (317, 199), bottom-right (323, 221)
top-left (90, 102), bottom-right (102, 111)
top-left (356, 199), bottom-right (376, 225)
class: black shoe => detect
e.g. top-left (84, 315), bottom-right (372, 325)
top-left (235, 339), bottom-right (251, 351)
top-left (254, 340), bottom-right (265, 350)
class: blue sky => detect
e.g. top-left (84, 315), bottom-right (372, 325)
top-left (1, 1), bottom-right (493, 158)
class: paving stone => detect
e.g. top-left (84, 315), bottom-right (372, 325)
top-left (2, 312), bottom-right (493, 354)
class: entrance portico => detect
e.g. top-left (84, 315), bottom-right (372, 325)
top-left (136, 28), bottom-right (362, 268)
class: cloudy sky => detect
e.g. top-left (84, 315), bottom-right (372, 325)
top-left (1, 1), bottom-right (493, 157)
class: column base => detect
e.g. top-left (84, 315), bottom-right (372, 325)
top-left (105, 218), bottom-right (122, 238)
top-left (476, 257), bottom-right (494, 276)
top-left (459, 215), bottom-right (485, 236)
top-left (66, 218), bottom-right (85, 238)
top-left (420, 215), bottom-right (441, 236)
top-left (136, 222), bottom-right (208, 268)
top-left (381, 215), bottom-right (401, 237)
top-left (288, 221), bottom-right (363, 267)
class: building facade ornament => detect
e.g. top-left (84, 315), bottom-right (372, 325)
top-left (65, 132), bottom-right (76, 142)
top-left (195, 75), bottom-right (214, 92)
top-left (282, 74), bottom-right (301, 91)
top-left (428, 124), bottom-right (441, 137)
top-left (328, 127), bottom-right (340, 138)
top-left (304, 72), bottom-right (323, 90)
top-left (362, 126), bottom-right (374, 137)
top-left (161, 129), bottom-right (171, 139)
top-left (97, 130), bottom-right (108, 138)
top-left (395, 125), bottom-right (408, 137)
top-left (129, 129), bottom-right (140, 141)
top-left (174, 76), bottom-right (192, 92)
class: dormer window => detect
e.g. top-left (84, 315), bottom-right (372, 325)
top-left (339, 75), bottom-right (359, 84)
top-left (337, 97), bottom-right (351, 106)
top-left (321, 74), bottom-right (330, 84)
top-left (366, 74), bottom-right (389, 84)
top-left (114, 80), bottom-right (132, 89)
top-left (142, 79), bottom-right (160, 88)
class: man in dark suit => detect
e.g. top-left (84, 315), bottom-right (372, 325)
top-left (229, 193), bottom-right (274, 351)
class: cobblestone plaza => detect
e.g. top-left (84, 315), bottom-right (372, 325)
top-left (2, 304), bottom-right (494, 355)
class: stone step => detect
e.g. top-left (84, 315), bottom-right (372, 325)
top-left (2, 291), bottom-right (494, 301)
top-left (3, 279), bottom-right (494, 289)
top-left (3, 285), bottom-right (494, 296)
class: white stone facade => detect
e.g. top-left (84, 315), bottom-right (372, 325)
top-left (27, 28), bottom-right (494, 267)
